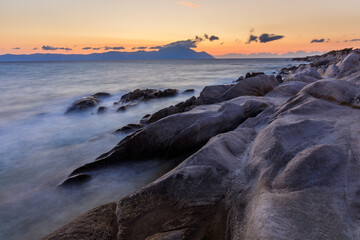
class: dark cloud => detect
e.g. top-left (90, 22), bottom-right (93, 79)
top-left (149, 46), bottom-right (162, 50)
top-left (82, 47), bottom-right (92, 50)
top-left (195, 35), bottom-right (203, 42)
top-left (209, 35), bottom-right (219, 41)
top-left (12, 47), bottom-right (21, 50)
top-left (344, 39), bottom-right (360, 42)
top-left (32, 48), bottom-right (38, 50)
top-left (42, 46), bottom-right (58, 51)
top-left (132, 47), bottom-right (147, 50)
top-left (203, 34), bottom-right (219, 41)
top-left (311, 39), bottom-right (325, 43)
top-left (259, 33), bottom-right (284, 43)
top-left (149, 34), bottom-right (219, 50)
top-left (59, 47), bottom-right (72, 51)
top-left (163, 39), bottom-right (199, 49)
top-left (92, 48), bottom-right (101, 50)
top-left (104, 46), bottom-right (125, 51)
top-left (246, 35), bottom-right (258, 44)
top-left (42, 46), bottom-right (72, 51)
top-left (245, 29), bottom-right (284, 44)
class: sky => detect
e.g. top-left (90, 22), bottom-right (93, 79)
top-left (1, 0), bottom-right (360, 57)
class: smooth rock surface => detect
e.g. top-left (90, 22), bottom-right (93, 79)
top-left (47, 49), bottom-right (360, 240)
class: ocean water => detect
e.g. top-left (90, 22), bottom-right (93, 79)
top-left (0, 58), bottom-right (296, 239)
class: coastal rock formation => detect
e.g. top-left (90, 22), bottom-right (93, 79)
top-left (48, 49), bottom-right (360, 240)
top-left (65, 92), bottom-right (111, 114)
top-left (118, 88), bottom-right (178, 103)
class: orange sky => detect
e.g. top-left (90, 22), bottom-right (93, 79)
top-left (1, 0), bottom-right (359, 56)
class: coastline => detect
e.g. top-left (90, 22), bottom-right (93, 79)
top-left (45, 48), bottom-right (360, 239)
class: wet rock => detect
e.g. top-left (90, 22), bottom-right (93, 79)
top-left (236, 76), bottom-right (245, 82)
top-left (114, 124), bottom-right (143, 134)
top-left (245, 72), bottom-right (264, 78)
top-left (59, 174), bottom-right (91, 187)
top-left (147, 96), bottom-right (197, 124)
top-left (93, 92), bottom-right (111, 98)
top-left (117, 106), bottom-right (126, 112)
top-left (183, 89), bottom-right (195, 93)
top-left (65, 96), bottom-right (100, 114)
top-left (119, 88), bottom-right (178, 103)
top-left (97, 106), bottom-right (107, 114)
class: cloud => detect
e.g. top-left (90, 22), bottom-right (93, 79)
top-left (344, 39), bottom-right (360, 42)
top-left (310, 38), bottom-right (330, 43)
top-left (92, 48), bottom-right (101, 50)
top-left (149, 34), bottom-right (219, 50)
top-left (104, 46), bottom-right (125, 51)
top-left (209, 35), bottom-right (219, 41)
top-left (12, 47), bottom-right (21, 50)
top-left (132, 47), bottom-right (147, 50)
top-left (42, 45), bottom-right (72, 51)
top-left (149, 46), bottom-right (162, 50)
top-left (82, 47), bottom-right (92, 50)
top-left (246, 35), bottom-right (258, 44)
top-left (59, 47), bottom-right (72, 51)
top-left (178, 1), bottom-right (199, 8)
top-left (245, 29), bottom-right (284, 44)
top-left (259, 33), bottom-right (284, 43)
top-left (32, 47), bottom-right (38, 50)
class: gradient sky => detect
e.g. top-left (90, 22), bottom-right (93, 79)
top-left (1, 0), bottom-right (359, 56)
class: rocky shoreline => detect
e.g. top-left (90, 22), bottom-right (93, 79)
top-left (45, 48), bottom-right (360, 240)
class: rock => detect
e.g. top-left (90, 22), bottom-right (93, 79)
top-left (114, 124), bottom-right (143, 134)
top-left (245, 72), bottom-right (264, 78)
top-left (93, 92), bottom-right (111, 98)
top-left (43, 203), bottom-right (117, 240)
top-left (146, 96), bottom-right (197, 124)
top-left (67, 97), bottom-right (272, 176)
top-left (97, 106), bottom-right (107, 114)
top-left (48, 49), bottom-right (360, 240)
top-left (284, 65), bottom-right (322, 83)
top-left (119, 88), bottom-right (178, 103)
top-left (59, 174), bottom-right (91, 187)
top-left (279, 65), bottom-right (299, 75)
top-left (65, 96), bottom-right (100, 114)
top-left (236, 76), bottom-right (244, 82)
top-left (195, 84), bottom-right (233, 105)
top-left (276, 74), bottom-right (282, 82)
top-left (183, 89), bottom-right (195, 93)
top-left (117, 106), bottom-right (126, 112)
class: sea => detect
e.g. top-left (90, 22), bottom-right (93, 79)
top-left (0, 58), bottom-right (297, 240)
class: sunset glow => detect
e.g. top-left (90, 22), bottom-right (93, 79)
top-left (1, 0), bottom-right (359, 56)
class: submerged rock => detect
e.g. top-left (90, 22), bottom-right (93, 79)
top-left (65, 96), bottom-right (100, 113)
top-left (65, 92), bottom-right (110, 114)
top-left (97, 106), bottom-right (107, 114)
top-left (93, 92), bottom-right (111, 98)
top-left (59, 174), bottom-right (91, 187)
top-left (183, 89), bottom-right (195, 93)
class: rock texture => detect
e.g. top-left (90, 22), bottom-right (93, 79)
top-left (47, 49), bottom-right (360, 240)
top-left (118, 88), bottom-right (178, 103)
top-left (65, 92), bottom-right (111, 114)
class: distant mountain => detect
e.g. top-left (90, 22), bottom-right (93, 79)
top-left (0, 47), bottom-right (214, 62)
